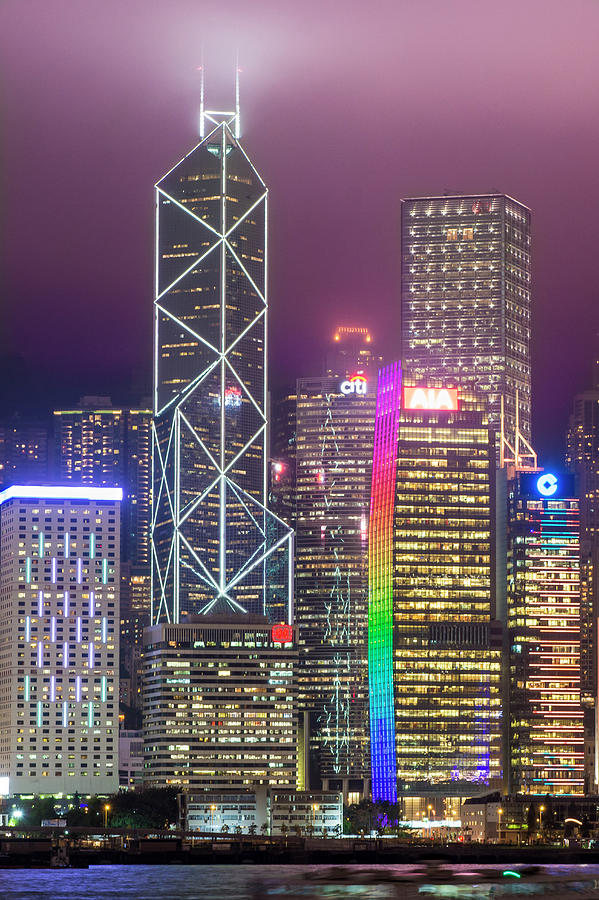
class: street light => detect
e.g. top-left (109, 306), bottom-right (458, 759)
top-left (210, 804), bottom-right (216, 833)
top-left (103, 804), bottom-right (110, 829)
top-left (539, 805), bottom-right (545, 841)
top-left (498, 808), bottom-right (503, 843)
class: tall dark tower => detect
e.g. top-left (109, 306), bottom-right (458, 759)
top-left (151, 80), bottom-right (292, 625)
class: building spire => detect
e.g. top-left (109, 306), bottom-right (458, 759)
top-left (235, 53), bottom-right (241, 139)
top-left (198, 53), bottom-right (205, 138)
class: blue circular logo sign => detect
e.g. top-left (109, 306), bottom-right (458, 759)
top-left (537, 473), bottom-right (558, 497)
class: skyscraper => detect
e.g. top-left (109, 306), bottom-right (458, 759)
top-left (0, 485), bottom-right (120, 795)
top-left (566, 362), bottom-right (599, 791)
top-left (54, 398), bottom-right (152, 568)
top-left (152, 94), bottom-right (292, 626)
top-left (506, 471), bottom-right (584, 794)
top-left (293, 331), bottom-right (379, 799)
top-left (369, 365), bottom-right (502, 805)
top-left (401, 194), bottom-right (531, 453)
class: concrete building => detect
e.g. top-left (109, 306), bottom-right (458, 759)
top-left (0, 485), bottom-right (121, 796)
top-left (142, 616), bottom-right (297, 790)
top-left (118, 728), bottom-right (144, 789)
top-left (178, 787), bottom-right (342, 836)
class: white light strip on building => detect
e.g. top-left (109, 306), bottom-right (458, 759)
top-left (0, 485), bottom-right (123, 505)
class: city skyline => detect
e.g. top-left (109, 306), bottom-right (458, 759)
top-left (1, 1), bottom-right (599, 469)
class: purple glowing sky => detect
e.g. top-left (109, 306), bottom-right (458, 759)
top-left (0, 0), bottom-right (598, 462)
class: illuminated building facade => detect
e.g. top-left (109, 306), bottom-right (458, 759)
top-left (566, 364), bottom-right (599, 791)
top-left (294, 347), bottom-right (378, 798)
top-left (369, 365), bottom-right (502, 803)
top-left (142, 617), bottom-right (297, 789)
top-left (0, 485), bottom-right (121, 795)
top-left (507, 471), bottom-right (585, 794)
top-left (54, 398), bottom-right (152, 569)
top-left (401, 193), bottom-right (531, 453)
top-left (152, 96), bottom-right (292, 626)
top-left (0, 419), bottom-right (49, 487)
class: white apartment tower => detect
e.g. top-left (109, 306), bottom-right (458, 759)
top-left (0, 486), bottom-right (121, 796)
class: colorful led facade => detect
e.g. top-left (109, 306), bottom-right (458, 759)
top-left (369, 374), bottom-right (502, 802)
top-left (507, 472), bottom-right (585, 794)
top-left (401, 193), bottom-right (531, 453)
top-left (0, 486), bottom-right (121, 795)
top-left (152, 101), bottom-right (292, 625)
top-left (368, 362), bottom-right (402, 803)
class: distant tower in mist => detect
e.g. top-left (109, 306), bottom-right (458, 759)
top-left (151, 74), bottom-right (293, 625)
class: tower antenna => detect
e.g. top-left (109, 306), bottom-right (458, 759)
top-left (199, 53), bottom-right (205, 138)
top-left (235, 53), bottom-right (241, 139)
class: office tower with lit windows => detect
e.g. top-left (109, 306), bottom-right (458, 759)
top-left (54, 398), bottom-right (152, 716)
top-left (54, 398), bottom-right (152, 569)
top-left (0, 485), bottom-right (121, 795)
top-left (152, 95), bottom-right (292, 626)
top-left (401, 194), bottom-right (531, 454)
top-left (294, 336), bottom-right (379, 799)
top-left (0, 418), bottom-right (49, 486)
top-left (369, 363), bottom-right (502, 805)
top-left (566, 362), bottom-right (599, 791)
top-left (325, 326), bottom-right (383, 377)
top-left (507, 471), bottom-right (584, 795)
top-left (142, 617), bottom-right (297, 789)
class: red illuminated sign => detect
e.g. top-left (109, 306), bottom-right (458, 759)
top-left (272, 624), bottom-right (293, 644)
top-left (340, 374), bottom-right (367, 396)
top-left (403, 387), bottom-right (459, 411)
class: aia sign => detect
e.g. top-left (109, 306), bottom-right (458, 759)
top-left (403, 387), bottom-right (459, 411)
top-left (340, 374), bottom-right (367, 396)
top-left (272, 623), bottom-right (293, 644)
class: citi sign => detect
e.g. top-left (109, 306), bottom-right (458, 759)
top-left (403, 386), bottom-right (459, 411)
top-left (340, 374), bottom-right (368, 396)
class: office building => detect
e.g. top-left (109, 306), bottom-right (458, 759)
top-left (142, 617), bottom-right (297, 789)
top-left (54, 398), bottom-right (152, 715)
top-left (507, 471), bottom-right (584, 794)
top-left (54, 398), bottom-right (152, 568)
top-left (0, 418), bottom-right (49, 486)
top-left (294, 336), bottom-right (379, 798)
top-left (566, 363), bottom-right (599, 791)
top-left (400, 193), bottom-right (531, 453)
top-left (152, 92), bottom-right (292, 625)
top-left (369, 363), bottom-right (502, 805)
top-left (0, 485), bottom-right (121, 796)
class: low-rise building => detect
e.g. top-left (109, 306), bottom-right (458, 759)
top-left (179, 788), bottom-right (343, 836)
top-left (118, 729), bottom-right (143, 789)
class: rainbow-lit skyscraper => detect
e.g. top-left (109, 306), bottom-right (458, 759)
top-left (368, 364), bottom-right (502, 805)
top-left (152, 88), bottom-right (293, 625)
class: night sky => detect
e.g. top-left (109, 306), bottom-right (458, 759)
top-left (0, 0), bottom-right (598, 466)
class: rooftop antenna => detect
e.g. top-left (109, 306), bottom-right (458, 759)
top-left (235, 53), bottom-right (241, 139)
top-left (198, 53), bottom-right (205, 138)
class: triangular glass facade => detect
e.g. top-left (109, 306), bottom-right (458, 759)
top-left (152, 120), bottom-right (293, 624)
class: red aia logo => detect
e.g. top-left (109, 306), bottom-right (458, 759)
top-left (403, 387), bottom-right (459, 411)
top-left (272, 623), bottom-right (293, 644)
